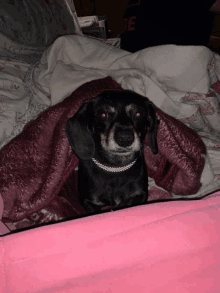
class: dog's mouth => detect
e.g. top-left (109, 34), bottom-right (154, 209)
top-left (111, 149), bottom-right (133, 154)
top-left (102, 149), bottom-right (138, 166)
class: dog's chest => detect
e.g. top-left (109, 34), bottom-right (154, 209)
top-left (93, 173), bottom-right (143, 207)
top-left (78, 159), bottom-right (148, 209)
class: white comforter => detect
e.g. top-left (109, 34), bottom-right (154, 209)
top-left (32, 35), bottom-right (213, 118)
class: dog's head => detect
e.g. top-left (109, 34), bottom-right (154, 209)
top-left (65, 90), bottom-right (159, 166)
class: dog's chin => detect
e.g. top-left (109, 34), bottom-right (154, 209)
top-left (104, 150), bottom-right (138, 166)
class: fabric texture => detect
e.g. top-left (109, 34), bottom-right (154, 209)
top-left (0, 77), bottom-right (206, 230)
top-left (0, 0), bottom-right (81, 63)
top-left (0, 0), bottom-right (80, 47)
top-left (29, 35), bottom-right (214, 112)
top-left (145, 107), bottom-right (206, 195)
top-left (1, 191), bottom-right (220, 292)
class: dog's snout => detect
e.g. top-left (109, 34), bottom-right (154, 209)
top-left (114, 127), bottom-right (134, 147)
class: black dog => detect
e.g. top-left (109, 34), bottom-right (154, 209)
top-left (65, 90), bottom-right (159, 213)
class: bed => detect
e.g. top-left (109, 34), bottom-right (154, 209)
top-left (1, 1), bottom-right (220, 292)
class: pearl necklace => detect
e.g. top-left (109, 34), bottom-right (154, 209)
top-left (92, 157), bottom-right (137, 173)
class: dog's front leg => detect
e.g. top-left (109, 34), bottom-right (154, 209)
top-left (81, 198), bottom-right (103, 213)
top-left (125, 192), bottom-right (148, 208)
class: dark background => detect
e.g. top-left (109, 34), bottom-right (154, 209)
top-left (73, 0), bottom-right (220, 52)
top-left (73, 0), bottom-right (127, 37)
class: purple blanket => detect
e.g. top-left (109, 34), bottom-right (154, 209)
top-left (0, 77), bottom-right (206, 230)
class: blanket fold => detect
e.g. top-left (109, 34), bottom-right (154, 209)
top-left (0, 77), bottom-right (206, 226)
top-left (144, 108), bottom-right (206, 195)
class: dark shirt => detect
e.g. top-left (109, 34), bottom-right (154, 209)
top-left (121, 0), bottom-right (216, 52)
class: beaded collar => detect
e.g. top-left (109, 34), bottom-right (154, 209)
top-left (92, 157), bottom-right (137, 173)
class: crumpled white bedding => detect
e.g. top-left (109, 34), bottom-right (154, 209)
top-left (1, 34), bottom-right (220, 198)
top-left (29, 35), bottom-right (213, 115)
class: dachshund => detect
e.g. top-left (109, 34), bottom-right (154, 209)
top-left (65, 90), bottom-right (159, 213)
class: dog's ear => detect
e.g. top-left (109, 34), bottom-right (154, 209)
top-left (145, 101), bottom-right (159, 155)
top-left (65, 102), bottom-right (95, 160)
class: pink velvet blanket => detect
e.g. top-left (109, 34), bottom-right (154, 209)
top-left (0, 77), bottom-right (206, 230)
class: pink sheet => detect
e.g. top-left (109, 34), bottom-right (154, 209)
top-left (1, 191), bottom-right (220, 292)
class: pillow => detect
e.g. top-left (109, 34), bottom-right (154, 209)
top-left (0, 0), bottom-right (81, 63)
top-left (0, 0), bottom-right (78, 46)
top-left (0, 32), bottom-right (45, 63)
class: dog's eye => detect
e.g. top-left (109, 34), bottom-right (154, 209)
top-left (135, 111), bottom-right (143, 118)
top-left (98, 112), bottom-right (107, 120)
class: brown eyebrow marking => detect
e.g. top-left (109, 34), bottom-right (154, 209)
top-left (126, 104), bottom-right (134, 112)
top-left (109, 106), bottom-right (116, 113)
top-left (125, 104), bottom-right (139, 114)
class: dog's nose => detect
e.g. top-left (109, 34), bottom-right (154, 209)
top-left (114, 128), bottom-right (134, 147)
